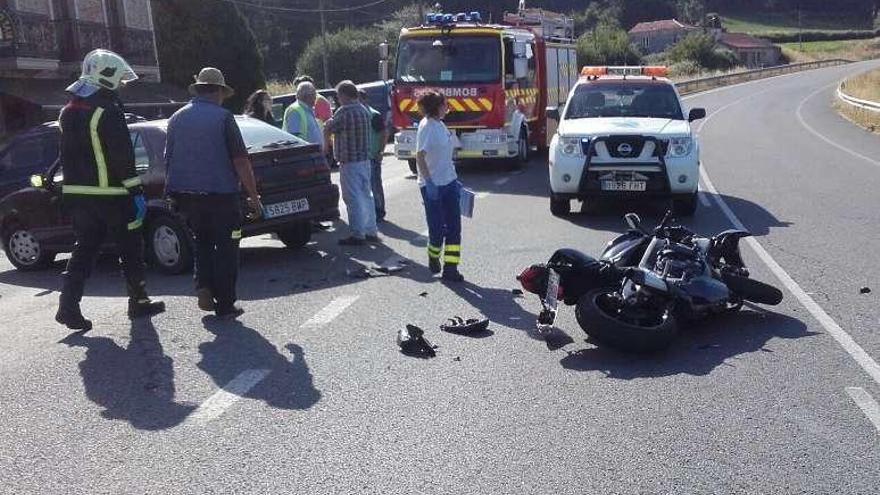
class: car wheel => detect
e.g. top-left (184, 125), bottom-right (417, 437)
top-left (407, 159), bottom-right (417, 175)
top-left (3, 225), bottom-right (55, 271)
top-left (673, 192), bottom-right (698, 217)
top-left (277, 222), bottom-right (312, 249)
top-left (550, 194), bottom-right (571, 216)
top-left (148, 215), bottom-right (193, 275)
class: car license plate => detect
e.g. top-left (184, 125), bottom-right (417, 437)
top-left (601, 180), bottom-right (647, 192)
top-left (263, 198), bottom-right (310, 219)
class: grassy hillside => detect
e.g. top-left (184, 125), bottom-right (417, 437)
top-left (721, 11), bottom-right (872, 35)
top-left (780, 38), bottom-right (880, 62)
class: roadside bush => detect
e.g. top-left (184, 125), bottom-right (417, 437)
top-left (666, 33), bottom-right (737, 70)
top-left (296, 27), bottom-right (386, 87)
top-left (668, 60), bottom-right (702, 77)
top-left (577, 22), bottom-right (643, 66)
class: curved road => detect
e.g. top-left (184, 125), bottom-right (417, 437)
top-left (1, 61), bottom-right (879, 494)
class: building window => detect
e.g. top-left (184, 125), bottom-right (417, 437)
top-left (14, 0), bottom-right (52, 16)
top-left (75, 0), bottom-right (107, 23)
top-left (122, 0), bottom-right (151, 30)
top-left (643, 37), bottom-right (649, 49)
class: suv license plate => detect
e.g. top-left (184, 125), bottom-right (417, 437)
top-left (263, 198), bottom-right (310, 219)
top-left (601, 180), bottom-right (647, 192)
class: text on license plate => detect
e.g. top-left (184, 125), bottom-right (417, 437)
top-left (601, 180), bottom-right (647, 192)
top-left (263, 198), bottom-right (310, 219)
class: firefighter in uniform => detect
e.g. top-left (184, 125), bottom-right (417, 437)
top-left (55, 49), bottom-right (165, 331)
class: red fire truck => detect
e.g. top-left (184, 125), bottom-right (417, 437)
top-left (391, 8), bottom-right (578, 172)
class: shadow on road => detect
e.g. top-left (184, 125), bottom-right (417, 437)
top-left (444, 280), bottom-right (539, 336)
top-left (59, 319), bottom-right (196, 430)
top-left (559, 308), bottom-right (816, 379)
top-left (0, 219), bottom-right (435, 299)
top-left (198, 317), bottom-right (321, 410)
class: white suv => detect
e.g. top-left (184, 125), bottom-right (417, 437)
top-left (547, 67), bottom-right (705, 216)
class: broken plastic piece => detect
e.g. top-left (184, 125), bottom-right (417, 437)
top-left (397, 324), bottom-right (437, 357)
top-left (860, 287), bottom-right (871, 294)
top-left (440, 316), bottom-right (490, 334)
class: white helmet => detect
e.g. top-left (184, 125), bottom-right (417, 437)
top-left (66, 49), bottom-right (138, 97)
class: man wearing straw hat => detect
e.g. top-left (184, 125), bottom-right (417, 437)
top-left (164, 67), bottom-right (263, 320)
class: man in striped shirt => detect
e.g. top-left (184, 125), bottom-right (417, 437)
top-left (323, 81), bottom-right (379, 246)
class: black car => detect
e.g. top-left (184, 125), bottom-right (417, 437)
top-left (0, 123), bottom-right (60, 201)
top-left (0, 116), bottom-right (340, 273)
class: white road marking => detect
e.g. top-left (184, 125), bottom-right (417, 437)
top-left (476, 192), bottom-right (490, 199)
top-left (795, 83), bottom-right (880, 168)
top-left (300, 296), bottom-right (360, 329)
top-left (493, 176), bottom-right (511, 186)
top-left (700, 168), bottom-right (880, 386)
top-left (845, 387), bottom-right (880, 433)
top-left (186, 369), bottom-right (271, 425)
top-left (697, 181), bottom-right (713, 208)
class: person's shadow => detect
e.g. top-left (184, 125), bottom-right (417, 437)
top-left (559, 307), bottom-right (817, 379)
top-left (198, 318), bottom-right (321, 410)
top-left (59, 320), bottom-right (196, 430)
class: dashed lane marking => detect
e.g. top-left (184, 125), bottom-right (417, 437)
top-left (493, 176), bottom-right (511, 186)
top-left (697, 181), bottom-right (712, 208)
top-left (186, 369), bottom-right (271, 425)
top-left (846, 387), bottom-right (880, 433)
top-left (300, 295), bottom-right (360, 329)
top-left (701, 168), bottom-right (880, 387)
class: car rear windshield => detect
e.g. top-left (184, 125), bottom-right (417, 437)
top-left (566, 82), bottom-right (684, 120)
top-left (236, 117), bottom-right (309, 150)
top-left (396, 35), bottom-right (501, 84)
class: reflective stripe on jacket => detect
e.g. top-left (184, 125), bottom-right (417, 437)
top-left (59, 92), bottom-right (140, 196)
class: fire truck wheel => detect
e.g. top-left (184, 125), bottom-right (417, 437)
top-left (516, 126), bottom-right (529, 164)
top-left (407, 159), bottom-right (417, 175)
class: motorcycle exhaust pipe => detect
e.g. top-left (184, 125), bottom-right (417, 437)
top-left (722, 273), bottom-right (783, 306)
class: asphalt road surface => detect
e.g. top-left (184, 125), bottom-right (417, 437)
top-left (2, 61), bottom-right (880, 494)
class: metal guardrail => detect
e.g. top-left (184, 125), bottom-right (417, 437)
top-left (837, 82), bottom-right (880, 112)
top-left (676, 59), bottom-right (853, 95)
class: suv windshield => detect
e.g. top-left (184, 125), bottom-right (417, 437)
top-left (396, 35), bottom-right (501, 83)
top-left (566, 82), bottom-right (684, 120)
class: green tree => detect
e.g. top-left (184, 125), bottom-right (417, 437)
top-left (666, 32), bottom-right (737, 70)
top-left (152, 0), bottom-right (266, 112)
top-left (576, 22), bottom-right (643, 65)
top-left (295, 27), bottom-right (386, 86)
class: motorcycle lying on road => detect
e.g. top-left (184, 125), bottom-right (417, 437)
top-left (517, 211), bottom-right (784, 352)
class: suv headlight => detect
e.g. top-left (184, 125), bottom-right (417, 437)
top-left (667, 137), bottom-right (693, 157)
top-left (560, 137), bottom-right (588, 156)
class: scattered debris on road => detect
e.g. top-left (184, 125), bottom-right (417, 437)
top-left (440, 316), bottom-right (490, 335)
top-left (419, 291), bottom-right (429, 297)
top-left (511, 288), bottom-right (524, 296)
top-left (860, 286), bottom-right (871, 294)
top-left (397, 324), bottom-right (436, 358)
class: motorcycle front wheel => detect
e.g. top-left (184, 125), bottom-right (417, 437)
top-left (575, 289), bottom-right (678, 353)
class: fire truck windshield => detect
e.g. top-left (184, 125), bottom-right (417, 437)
top-left (566, 82), bottom-right (684, 120)
top-left (396, 35), bottom-right (501, 84)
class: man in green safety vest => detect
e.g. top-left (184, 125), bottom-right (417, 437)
top-left (282, 81), bottom-right (323, 146)
top-left (55, 49), bottom-right (165, 331)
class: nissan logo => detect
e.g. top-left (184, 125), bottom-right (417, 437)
top-left (617, 143), bottom-right (633, 156)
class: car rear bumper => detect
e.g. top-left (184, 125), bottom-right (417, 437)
top-left (243, 184), bottom-right (340, 236)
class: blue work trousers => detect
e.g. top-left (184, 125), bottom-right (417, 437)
top-left (420, 181), bottom-right (461, 266)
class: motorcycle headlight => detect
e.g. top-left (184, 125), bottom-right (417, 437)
top-left (560, 137), bottom-right (588, 156)
top-left (667, 137), bottom-right (693, 157)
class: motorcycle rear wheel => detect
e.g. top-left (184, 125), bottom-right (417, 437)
top-left (575, 289), bottom-right (678, 353)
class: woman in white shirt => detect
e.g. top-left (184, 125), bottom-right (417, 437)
top-left (415, 91), bottom-right (463, 282)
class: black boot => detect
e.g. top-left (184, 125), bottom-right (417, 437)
top-left (127, 281), bottom-right (166, 319)
top-left (55, 305), bottom-right (93, 331)
top-left (442, 265), bottom-right (464, 282)
top-left (428, 257), bottom-right (441, 274)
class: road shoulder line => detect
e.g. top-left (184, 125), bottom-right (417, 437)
top-left (700, 168), bottom-right (880, 387)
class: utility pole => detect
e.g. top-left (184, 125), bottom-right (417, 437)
top-left (798, 1), bottom-right (803, 52)
top-left (319, 0), bottom-right (330, 88)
